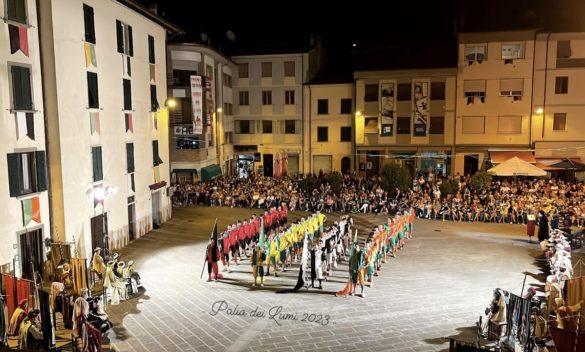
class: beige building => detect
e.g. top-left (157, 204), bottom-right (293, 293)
top-left (353, 53), bottom-right (457, 177)
top-left (38, 0), bottom-right (181, 258)
top-left (232, 46), bottom-right (325, 176)
top-left (532, 32), bottom-right (585, 162)
top-left (303, 65), bottom-right (354, 174)
top-left (0, 0), bottom-right (50, 278)
top-left (167, 43), bottom-right (236, 182)
top-left (455, 30), bottom-right (536, 175)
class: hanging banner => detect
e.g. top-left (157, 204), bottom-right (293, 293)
top-left (413, 81), bottom-right (428, 137)
top-left (380, 82), bottom-right (394, 136)
top-left (190, 75), bottom-right (203, 135)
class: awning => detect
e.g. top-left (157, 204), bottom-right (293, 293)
top-left (172, 168), bottom-right (198, 175)
top-left (487, 157), bottom-right (546, 177)
top-left (551, 158), bottom-right (585, 171)
top-left (535, 162), bottom-right (562, 171)
top-left (201, 164), bottom-right (221, 181)
top-left (149, 181), bottom-right (167, 191)
top-left (489, 150), bottom-right (535, 164)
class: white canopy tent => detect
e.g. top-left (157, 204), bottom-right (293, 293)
top-left (487, 156), bottom-right (547, 177)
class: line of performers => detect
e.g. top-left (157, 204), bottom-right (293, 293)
top-left (336, 210), bottom-right (414, 298)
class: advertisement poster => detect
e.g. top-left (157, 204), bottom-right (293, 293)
top-left (413, 82), bottom-right (428, 137)
top-left (380, 82), bottom-right (394, 136)
top-left (190, 75), bottom-right (203, 135)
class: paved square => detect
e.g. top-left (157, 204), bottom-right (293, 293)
top-left (104, 207), bottom-right (582, 352)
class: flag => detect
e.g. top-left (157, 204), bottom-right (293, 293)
top-left (210, 220), bottom-right (218, 243)
top-left (9, 24), bottom-right (29, 57)
top-left (259, 218), bottom-right (265, 249)
top-left (153, 166), bottom-right (160, 183)
top-left (150, 64), bottom-right (156, 83)
top-left (152, 112), bottom-right (158, 130)
top-left (22, 197), bottom-right (41, 226)
top-left (84, 42), bottom-right (97, 67)
top-left (125, 113), bottom-right (133, 132)
top-left (90, 111), bottom-right (100, 134)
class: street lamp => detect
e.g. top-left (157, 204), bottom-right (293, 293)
top-left (166, 98), bottom-right (177, 108)
top-left (536, 107), bottom-right (543, 115)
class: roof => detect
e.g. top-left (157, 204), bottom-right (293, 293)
top-left (351, 45), bottom-right (457, 71)
top-left (308, 61), bottom-right (354, 85)
top-left (115, 0), bottom-right (184, 35)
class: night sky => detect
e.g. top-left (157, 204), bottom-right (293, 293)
top-left (139, 0), bottom-right (585, 56)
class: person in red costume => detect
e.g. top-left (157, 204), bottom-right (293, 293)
top-left (220, 231), bottom-right (231, 273)
top-left (205, 238), bottom-right (222, 282)
top-left (228, 224), bottom-right (239, 265)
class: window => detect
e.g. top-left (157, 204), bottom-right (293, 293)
top-left (501, 42), bottom-right (524, 60)
top-left (364, 84), bottom-right (378, 102)
top-left (285, 120), bottom-right (296, 134)
top-left (285, 90), bottom-right (295, 105)
top-left (126, 143), bottom-right (134, 173)
top-left (317, 99), bottom-right (328, 114)
top-left (553, 113), bottom-right (566, 131)
top-left (148, 35), bottom-right (155, 64)
top-left (10, 65), bottom-right (33, 111)
top-left (463, 80), bottom-right (486, 104)
top-left (341, 98), bottom-right (352, 114)
top-left (91, 146), bottom-right (103, 182)
top-left (498, 116), bottom-right (522, 134)
top-left (500, 79), bottom-right (523, 97)
top-left (364, 117), bottom-right (378, 133)
top-left (396, 117), bottom-right (410, 134)
top-left (123, 79), bottom-right (131, 111)
top-left (261, 62), bottom-right (272, 77)
top-left (239, 91), bottom-right (249, 106)
top-left (397, 83), bottom-right (411, 101)
top-left (83, 4), bottom-right (96, 44)
top-left (317, 127), bottom-right (328, 142)
top-left (340, 126), bottom-right (351, 142)
top-left (238, 63), bottom-right (248, 78)
top-left (7, 151), bottom-right (47, 197)
top-left (6, 0), bottom-right (27, 24)
top-left (464, 45), bottom-right (486, 62)
top-left (152, 140), bottom-right (163, 166)
top-left (87, 72), bottom-right (99, 109)
top-left (262, 120), bottom-right (273, 134)
top-left (429, 116), bottom-right (444, 134)
top-left (555, 76), bottom-right (568, 94)
top-left (150, 85), bottom-right (159, 111)
top-left (223, 103), bottom-right (233, 115)
top-left (462, 116), bottom-right (485, 134)
top-left (223, 73), bottom-right (232, 87)
top-left (262, 91), bottom-right (272, 105)
top-left (206, 64), bottom-right (213, 78)
top-left (237, 120), bottom-right (251, 134)
top-left (116, 20), bottom-right (133, 56)
top-left (176, 137), bottom-right (201, 149)
top-left (284, 61), bottom-right (295, 77)
top-left (557, 40), bottom-right (571, 59)
top-left (430, 82), bottom-right (445, 100)
top-left (172, 69), bottom-right (197, 86)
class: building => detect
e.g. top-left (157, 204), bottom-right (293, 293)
top-left (0, 0), bottom-right (50, 278)
top-left (353, 46), bottom-right (457, 177)
top-left (38, 0), bottom-right (182, 258)
top-left (532, 32), bottom-right (585, 162)
top-left (304, 63), bottom-right (355, 174)
top-left (166, 43), bottom-right (236, 182)
top-left (231, 45), bottom-right (325, 176)
top-left (455, 30), bottom-right (536, 175)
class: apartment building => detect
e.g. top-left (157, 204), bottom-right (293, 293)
top-left (38, 0), bottom-right (181, 258)
top-left (167, 43), bottom-right (236, 182)
top-left (0, 0), bottom-right (50, 278)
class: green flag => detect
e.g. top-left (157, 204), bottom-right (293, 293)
top-left (259, 218), bottom-right (265, 249)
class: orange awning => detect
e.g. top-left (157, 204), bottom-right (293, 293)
top-left (490, 151), bottom-right (535, 164)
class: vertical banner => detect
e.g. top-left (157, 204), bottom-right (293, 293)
top-left (190, 75), bottom-right (203, 135)
top-left (205, 76), bottom-right (214, 126)
top-left (380, 82), bottom-right (394, 136)
top-left (413, 81), bottom-right (428, 137)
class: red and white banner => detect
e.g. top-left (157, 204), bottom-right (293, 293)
top-left (190, 75), bottom-right (203, 135)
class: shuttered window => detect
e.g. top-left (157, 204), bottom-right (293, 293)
top-left (92, 146), bottom-right (103, 182)
top-left (83, 4), bottom-right (96, 44)
top-left (11, 65), bottom-right (33, 111)
top-left (87, 72), bottom-right (99, 108)
top-left (123, 79), bottom-right (132, 111)
top-left (7, 151), bottom-right (47, 197)
top-left (126, 143), bottom-right (135, 173)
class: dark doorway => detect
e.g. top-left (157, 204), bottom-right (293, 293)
top-left (341, 157), bottom-right (351, 174)
top-left (464, 154), bottom-right (479, 176)
top-left (151, 191), bottom-right (161, 229)
top-left (128, 203), bottom-right (136, 242)
top-left (91, 213), bottom-right (108, 256)
top-left (19, 228), bottom-right (44, 280)
top-left (263, 154), bottom-right (273, 177)
top-left (366, 151), bottom-right (380, 178)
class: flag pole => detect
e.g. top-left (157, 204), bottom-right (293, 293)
top-left (200, 218), bottom-right (218, 279)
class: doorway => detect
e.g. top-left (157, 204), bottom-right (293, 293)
top-left (19, 228), bottom-right (44, 280)
top-left (152, 191), bottom-right (161, 229)
top-left (464, 154), bottom-right (479, 176)
top-left (263, 154), bottom-right (273, 177)
top-left (128, 203), bottom-right (136, 242)
top-left (91, 213), bottom-right (108, 256)
top-left (341, 157), bottom-right (351, 174)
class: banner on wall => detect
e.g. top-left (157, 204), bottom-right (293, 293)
top-left (380, 82), bottom-right (394, 136)
top-left (413, 81), bottom-right (428, 137)
top-left (190, 75), bottom-right (203, 135)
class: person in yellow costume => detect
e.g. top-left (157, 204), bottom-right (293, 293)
top-left (279, 229), bottom-right (290, 272)
top-left (266, 233), bottom-right (280, 276)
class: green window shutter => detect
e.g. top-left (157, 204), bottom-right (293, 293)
top-left (7, 153), bottom-right (21, 197)
top-left (97, 147), bottom-right (103, 181)
top-left (7, 0), bottom-right (26, 24)
top-left (123, 79), bottom-right (132, 111)
top-left (20, 67), bottom-right (32, 110)
top-left (12, 66), bottom-right (32, 111)
top-left (150, 85), bottom-right (159, 111)
top-left (87, 72), bottom-right (99, 108)
top-left (126, 143), bottom-right (134, 173)
top-left (35, 151), bottom-right (47, 192)
top-left (152, 141), bottom-right (158, 166)
top-left (148, 35), bottom-right (155, 64)
top-left (128, 25), bottom-right (133, 57)
top-left (83, 4), bottom-right (96, 44)
top-left (116, 20), bottom-right (124, 53)
top-left (92, 146), bottom-right (103, 182)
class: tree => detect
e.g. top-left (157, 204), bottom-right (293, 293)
top-left (323, 172), bottom-right (343, 194)
top-left (470, 170), bottom-right (492, 192)
top-left (298, 175), bottom-right (319, 194)
top-left (440, 180), bottom-right (459, 197)
top-left (379, 163), bottom-right (411, 197)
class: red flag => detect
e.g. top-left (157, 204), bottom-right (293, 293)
top-left (19, 26), bottom-right (29, 57)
